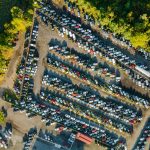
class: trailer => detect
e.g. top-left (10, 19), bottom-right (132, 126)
top-left (76, 132), bottom-right (93, 144)
top-left (135, 66), bottom-right (150, 78)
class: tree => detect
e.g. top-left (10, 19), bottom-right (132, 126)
top-left (73, 0), bottom-right (150, 52)
top-left (130, 33), bottom-right (149, 48)
top-left (127, 11), bottom-right (134, 22)
top-left (2, 106), bottom-right (7, 117)
top-left (140, 14), bottom-right (149, 27)
top-left (11, 18), bottom-right (26, 32)
top-left (108, 22), bottom-right (119, 33)
top-left (101, 17), bottom-right (110, 26)
top-left (0, 111), bottom-right (5, 124)
top-left (0, 1), bottom-right (36, 83)
top-left (11, 6), bottom-right (23, 18)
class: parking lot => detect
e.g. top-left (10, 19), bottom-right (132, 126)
top-left (37, 0), bottom-right (148, 102)
top-left (0, 0), bottom-right (150, 150)
top-left (132, 117), bottom-right (150, 150)
top-left (38, 1), bottom-right (150, 83)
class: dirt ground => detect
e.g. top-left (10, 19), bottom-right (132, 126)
top-left (0, 32), bottom-right (25, 92)
top-left (0, 98), bottom-right (59, 150)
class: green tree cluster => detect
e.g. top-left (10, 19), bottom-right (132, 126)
top-left (3, 89), bottom-right (18, 101)
top-left (0, 0), bottom-right (40, 82)
top-left (0, 111), bottom-right (5, 124)
top-left (69, 0), bottom-right (150, 52)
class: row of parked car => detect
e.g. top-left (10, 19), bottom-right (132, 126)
top-left (49, 39), bottom-right (119, 82)
top-left (0, 123), bottom-right (12, 149)
top-left (37, 1), bottom-right (149, 102)
top-left (65, 0), bottom-right (150, 61)
top-left (40, 85), bottom-right (134, 134)
top-left (64, 0), bottom-right (150, 64)
top-left (46, 50), bottom-right (148, 108)
top-left (38, 129), bottom-right (54, 143)
top-left (64, 0), bottom-right (135, 50)
top-left (47, 52), bottom-right (107, 87)
top-left (37, 1), bottom-right (150, 82)
top-left (14, 28), bottom-right (31, 96)
top-left (61, 112), bottom-right (126, 149)
top-left (132, 117), bottom-right (150, 150)
top-left (25, 19), bottom-right (39, 77)
top-left (38, 2), bottom-right (150, 107)
top-left (14, 19), bottom-right (39, 97)
top-left (23, 128), bottom-right (37, 150)
top-left (5, 90), bottom-right (126, 149)
top-left (64, 0), bottom-right (95, 26)
top-left (136, 49), bottom-right (150, 60)
top-left (128, 69), bottom-right (150, 89)
top-left (38, 128), bottom-right (73, 149)
top-left (42, 69), bottom-right (142, 126)
top-left (110, 84), bottom-right (150, 108)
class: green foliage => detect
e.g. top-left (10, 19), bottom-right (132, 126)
top-left (3, 89), bottom-right (18, 101)
top-left (11, 6), bottom-right (24, 18)
top-left (0, 111), bottom-right (5, 123)
top-left (5, 6), bottom-right (34, 36)
top-left (70, 0), bottom-right (150, 51)
top-left (130, 33), bottom-right (149, 49)
top-left (0, 1), bottom-right (38, 82)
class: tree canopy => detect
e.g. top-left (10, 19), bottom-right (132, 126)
top-left (0, 1), bottom-right (38, 83)
top-left (70, 0), bottom-right (150, 52)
